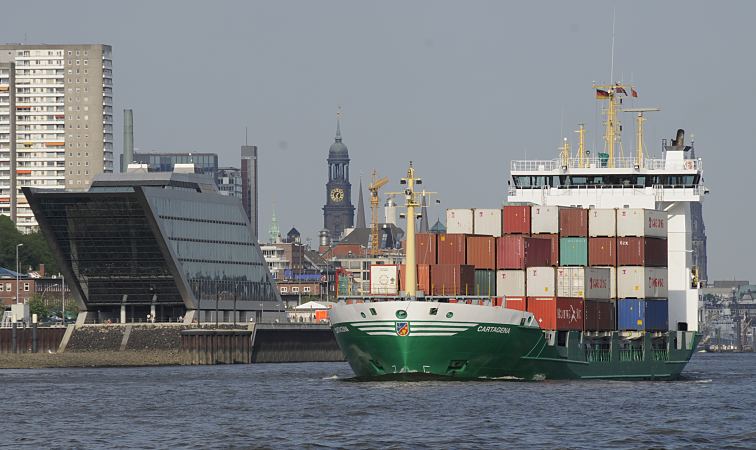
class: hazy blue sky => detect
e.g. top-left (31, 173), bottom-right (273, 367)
top-left (4, 1), bottom-right (754, 280)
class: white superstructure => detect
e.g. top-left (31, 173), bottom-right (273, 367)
top-left (508, 83), bottom-right (707, 331)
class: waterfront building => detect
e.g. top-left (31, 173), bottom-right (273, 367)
top-left (129, 151), bottom-right (218, 176)
top-left (23, 171), bottom-right (283, 324)
top-left (241, 145), bottom-right (258, 240)
top-left (0, 44), bottom-right (113, 233)
top-left (216, 166), bottom-right (243, 198)
top-left (323, 118), bottom-right (355, 240)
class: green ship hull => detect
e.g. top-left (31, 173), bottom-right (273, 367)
top-left (330, 301), bottom-right (700, 381)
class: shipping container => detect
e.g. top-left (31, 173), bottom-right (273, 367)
top-left (617, 298), bottom-right (669, 331)
top-left (496, 270), bottom-right (526, 297)
top-left (559, 207), bottom-right (588, 237)
top-left (466, 235), bottom-right (496, 270)
top-left (430, 264), bottom-right (475, 296)
top-left (398, 264), bottom-right (431, 294)
top-left (474, 208), bottom-right (503, 237)
top-left (594, 266), bottom-right (617, 299)
top-left (504, 296), bottom-right (527, 311)
top-left (446, 209), bottom-right (474, 234)
top-left (559, 237), bottom-right (588, 266)
top-left (526, 267), bottom-right (556, 296)
top-left (437, 234), bottom-right (467, 265)
top-left (616, 237), bottom-right (668, 267)
top-left (474, 270), bottom-right (497, 296)
top-left (556, 267), bottom-right (612, 299)
top-left (616, 208), bottom-right (668, 238)
top-left (415, 233), bottom-right (437, 265)
top-left (370, 264), bottom-right (399, 295)
top-left (502, 205), bottom-right (531, 235)
top-left (493, 297), bottom-right (504, 307)
top-left (496, 235), bottom-right (552, 269)
top-left (588, 208), bottom-right (616, 237)
top-left (531, 205), bottom-right (559, 234)
top-left (527, 297), bottom-right (584, 330)
top-left (584, 299), bottom-right (616, 331)
top-left (531, 233), bottom-right (559, 266)
top-left (617, 267), bottom-right (668, 298)
top-left (589, 237), bottom-right (616, 266)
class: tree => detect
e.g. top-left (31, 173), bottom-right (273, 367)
top-left (28, 295), bottom-right (50, 320)
top-left (0, 216), bottom-right (59, 274)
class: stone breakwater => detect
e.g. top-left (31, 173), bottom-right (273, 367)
top-left (0, 350), bottom-right (183, 369)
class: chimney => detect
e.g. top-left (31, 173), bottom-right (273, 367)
top-left (38, 264), bottom-right (45, 277)
top-left (122, 109), bottom-right (134, 173)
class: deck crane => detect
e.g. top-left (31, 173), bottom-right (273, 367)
top-left (368, 170), bottom-right (389, 256)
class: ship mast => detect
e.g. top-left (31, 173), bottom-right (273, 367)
top-left (593, 82), bottom-right (634, 168)
top-left (622, 107), bottom-right (660, 168)
top-left (576, 124), bottom-right (586, 168)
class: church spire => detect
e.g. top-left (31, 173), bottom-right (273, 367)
top-left (356, 178), bottom-right (366, 229)
top-left (268, 208), bottom-right (281, 243)
top-left (335, 106), bottom-right (342, 141)
top-left (419, 194), bottom-right (429, 233)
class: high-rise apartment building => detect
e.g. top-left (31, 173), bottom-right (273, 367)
top-left (0, 44), bottom-right (113, 232)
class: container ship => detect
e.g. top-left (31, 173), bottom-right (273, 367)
top-left (329, 82), bottom-right (704, 380)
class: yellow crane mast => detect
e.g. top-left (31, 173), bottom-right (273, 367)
top-left (368, 170), bottom-right (389, 256)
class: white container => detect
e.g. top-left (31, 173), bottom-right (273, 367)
top-left (446, 208), bottom-right (474, 234)
top-left (370, 264), bottom-right (399, 295)
top-left (530, 206), bottom-right (559, 234)
top-left (496, 270), bottom-right (525, 297)
top-left (473, 208), bottom-right (502, 237)
top-left (616, 208), bottom-right (667, 238)
top-left (617, 266), bottom-right (668, 298)
top-left (594, 266), bottom-right (617, 299)
top-left (526, 267), bottom-right (556, 296)
top-left (556, 267), bottom-right (611, 299)
top-left (588, 208), bottom-right (616, 237)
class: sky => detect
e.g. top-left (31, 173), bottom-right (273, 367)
top-left (4, 1), bottom-right (755, 280)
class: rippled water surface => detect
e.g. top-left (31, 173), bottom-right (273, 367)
top-left (3, 353), bottom-right (755, 449)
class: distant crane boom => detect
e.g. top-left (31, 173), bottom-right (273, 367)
top-left (368, 170), bottom-right (389, 255)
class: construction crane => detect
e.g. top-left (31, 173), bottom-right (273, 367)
top-left (368, 170), bottom-right (389, 256)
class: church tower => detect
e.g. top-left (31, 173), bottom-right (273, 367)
top-left (323, 115), bottom-right (355, 240)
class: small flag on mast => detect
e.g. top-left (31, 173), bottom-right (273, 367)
top-left (596, 89), bottom-right (610, 99)
top-left (631, 87), bottom-right (638, 98)
top-left (615, 86), bottom-right (627, 95)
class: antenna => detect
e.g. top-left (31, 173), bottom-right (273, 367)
top-left (245, 127), bottom-right (248, 145)
top-left (610, 8), bottom-right (616, 84)
top-left (622, 107), bottom-right (660, 167)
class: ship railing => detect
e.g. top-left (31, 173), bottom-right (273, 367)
top-left (586, 348), bottom-right (611, 363)
top-left (619, 348), bottom-right (644, 362)
top-left (511, 157), bottom-right (700, 172)
top-left (652, 349), bottom-right (669, 361)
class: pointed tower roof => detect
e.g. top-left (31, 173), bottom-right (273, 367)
top-left (328, 109), bottom-right (349, 159)
top-left (268, 209), bottom-right (281, 243)
top-left (418, 195), bottom-right (429, 233)
top-left (430, 219), bottom-right (446, 234)
top-left (356, 179), bottom-right (366, 229)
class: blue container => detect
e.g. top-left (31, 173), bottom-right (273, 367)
top-left (618, 299), bottom-right (668, 331)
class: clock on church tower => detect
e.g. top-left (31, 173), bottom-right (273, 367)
top-left (323, 118), bottom-right (355, 240)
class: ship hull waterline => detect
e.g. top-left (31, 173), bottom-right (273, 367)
top-left (330, 301), bottom-right (700, 381)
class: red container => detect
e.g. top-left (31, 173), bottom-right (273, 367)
top-left (493, 297), bottom-right (504, 307)
top-left (505, 296), bottom-right (527, 311)
top-left (559, 208), bottom-right (588, 237)
top-left (466, 235), bottom-right (496, 270)
top-left (589, 237), bottom-right (617, 266)
top-left (496, 235), bottom-right (552, 269)
top-left (617, 237), bottom-right (668, 266)
top-left (527, 297), bottom-right (584, 330)
top-left (503, 205), bottom-right (531, 235)
top-left (584, 299), bottom-right (616, 331)
top-left (415, 233), bottom-right (437, 265)
top-left (437, 234), bottom-right (467, 265)
top-left (398, 264), bottom-right (431, 294)
top-left (430, 264), bottom-right (475, 296)
top-left (531, 234), bottom-right (559, 266)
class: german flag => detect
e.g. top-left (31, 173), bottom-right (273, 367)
top-left (615, 86), bottom-right (627, 95)
top-left (596, 89), bottom-right (610, 99)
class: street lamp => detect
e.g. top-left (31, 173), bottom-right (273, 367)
top-left (15, 243), bottom-right (23, 304)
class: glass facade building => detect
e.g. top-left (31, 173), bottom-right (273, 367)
top-left (129, 152), bottom-right (219, 176)
top-left (23, 172), bottom-right (282, 323)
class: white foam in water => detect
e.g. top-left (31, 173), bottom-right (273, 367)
top-left (322, 375), bottom-right (340, 380)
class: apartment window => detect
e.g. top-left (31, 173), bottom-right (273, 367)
top-left (83, 60), bottom-right (87, 65)
top-left (23, 282), bottom-right (30, 291)
top-left (280, 287), bottom-right (288, 293)
top-left (4, 283), bottom-right (9, 291)
top-left (292, 287), bottom-right (300, 293)
top-left (0, 284), bottom-right (3, 292)
top-left (76, 60), bottom-right (80, 65)
top-left (67, 51), bottom-right (72, 56)
top-left (303, 286), bottom-right (311, 293)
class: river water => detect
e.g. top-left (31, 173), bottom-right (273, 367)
top-left (3, 352), bottom-right (755, 449)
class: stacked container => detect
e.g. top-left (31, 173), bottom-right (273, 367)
top-left (446, 209), bottom-right (474, 234)
top-left (616, 208), bottom-right (669, 331)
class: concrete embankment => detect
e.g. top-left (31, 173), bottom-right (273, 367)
top-left (0, 323), bottom-right (343, 368)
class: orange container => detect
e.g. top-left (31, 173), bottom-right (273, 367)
top-left (437, 234), bottom-right (467, 265)
top-left (505, 296), bottom-right (527, 311)
top-left (466, 235), bottom-right (496, 269)
top-left (527, 297), bottom-right (584, 330)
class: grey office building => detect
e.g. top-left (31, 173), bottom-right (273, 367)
top-left (24, 172), bottom-right (283, 324)
top-left (241, 145), bottom-right (258, 240)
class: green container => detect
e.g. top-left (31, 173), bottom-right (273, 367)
top-left (474, 270), bottom-right (497, 296)
top-left (559, 237), bottom-right (588, 266)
